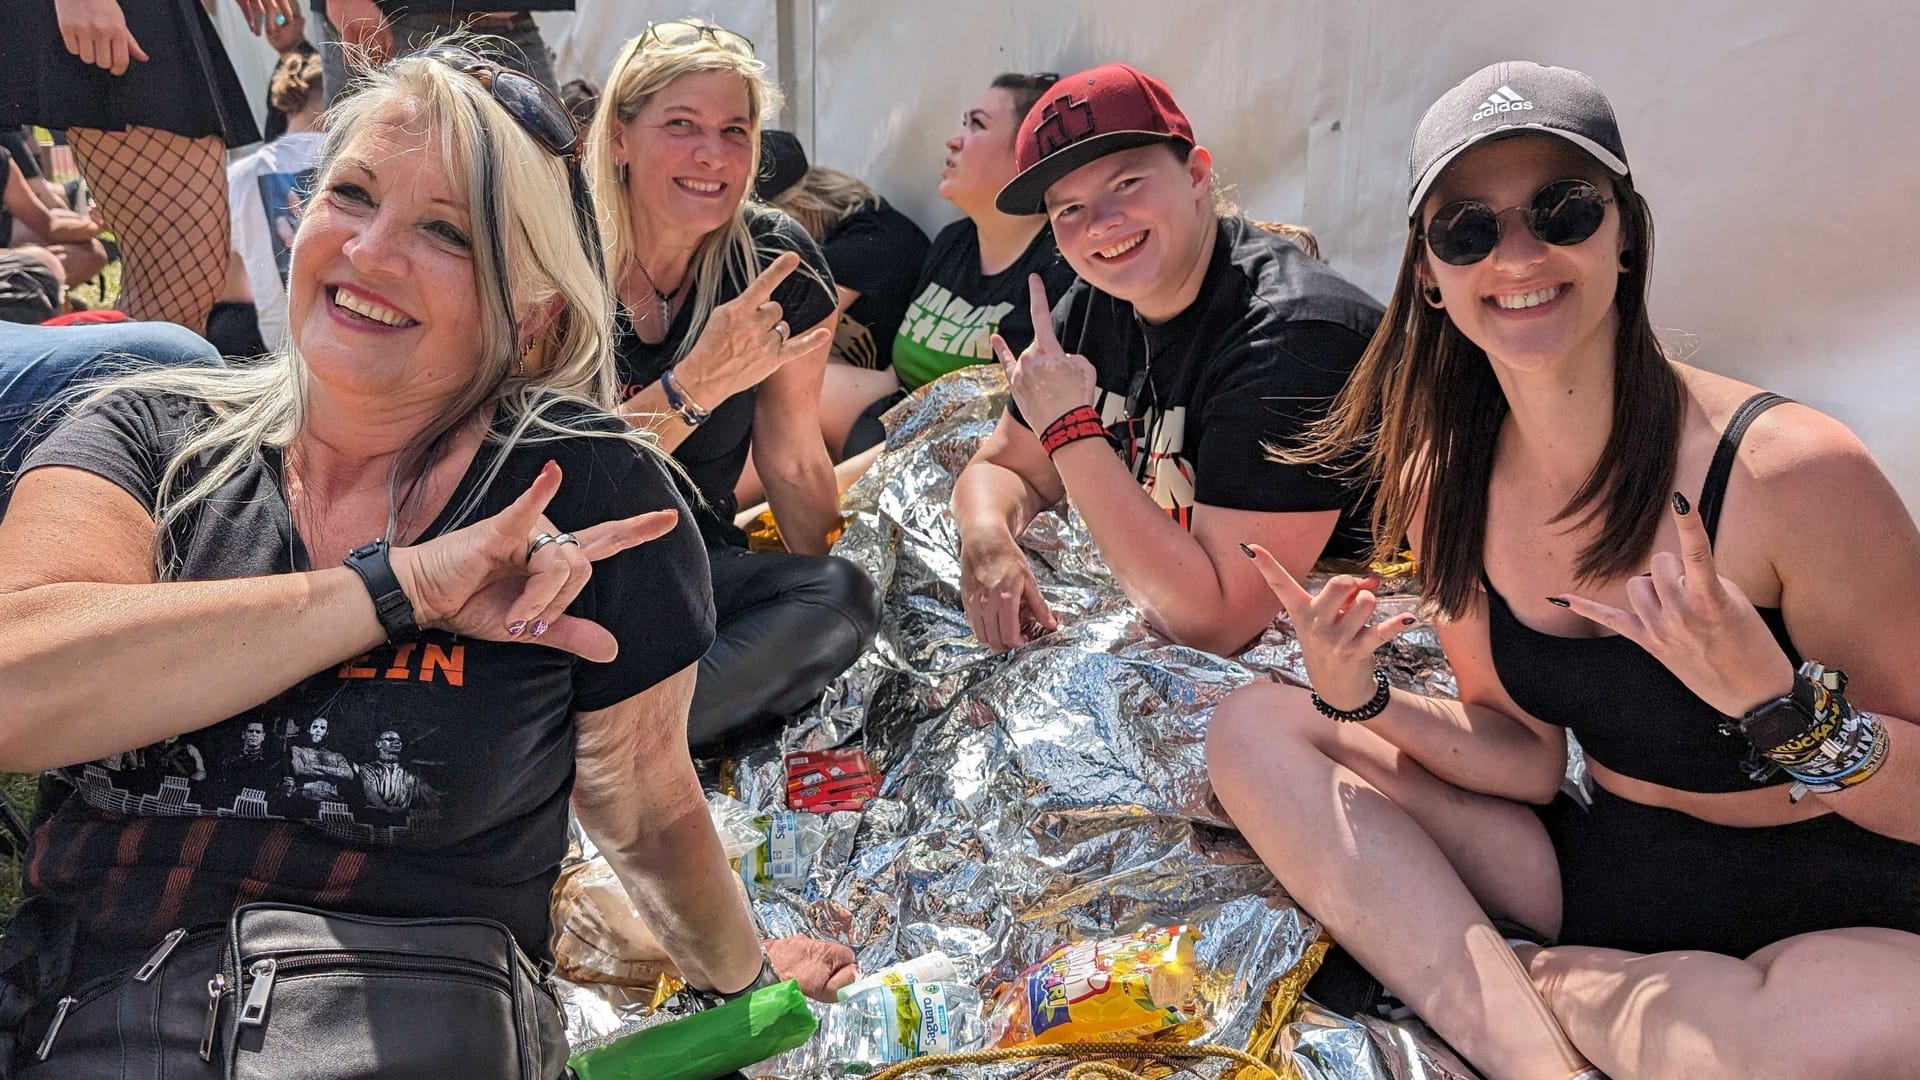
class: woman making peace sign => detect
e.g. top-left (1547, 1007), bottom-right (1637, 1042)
top-left (1208, 62), bottom-right (1920, 1080)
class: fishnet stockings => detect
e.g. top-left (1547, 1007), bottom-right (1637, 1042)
top-left (68, 127), bottom-right (229, 333)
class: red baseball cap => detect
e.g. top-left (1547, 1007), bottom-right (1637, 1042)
top-left (995, 63), bottom-right (1195, 216)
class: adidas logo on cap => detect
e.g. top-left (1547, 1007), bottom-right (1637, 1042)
top-left (1471, 85), bottom-right (1534, 122)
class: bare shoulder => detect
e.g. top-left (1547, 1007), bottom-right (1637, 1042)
top-left (1675, 363), bottom-right (1886, 504)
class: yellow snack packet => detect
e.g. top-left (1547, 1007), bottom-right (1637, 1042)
top-left (990, 926), bottom-right (1202, 1046)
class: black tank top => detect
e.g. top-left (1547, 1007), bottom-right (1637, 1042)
top-left (1484, 393), bottom-right (1801, 793)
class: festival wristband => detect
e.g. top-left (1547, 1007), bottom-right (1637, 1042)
top-left (1039, 405), bottom-right (1112, 456)
top-left (1730, 660), bottom-right (1890, 801)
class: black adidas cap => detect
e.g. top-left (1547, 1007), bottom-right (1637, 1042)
top-left (1407, 61), bottom-right (1629, 217)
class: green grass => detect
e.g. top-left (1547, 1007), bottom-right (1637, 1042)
top-left (1, 774), bottom-right (38, 918)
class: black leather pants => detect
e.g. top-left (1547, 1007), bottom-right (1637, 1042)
top-left (689, 546), bottom-right (881, 752)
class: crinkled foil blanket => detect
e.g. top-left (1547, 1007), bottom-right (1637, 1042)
top-left (557, 366), bottom-right (1479, 1080)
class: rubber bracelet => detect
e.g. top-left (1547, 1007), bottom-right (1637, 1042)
top-left (1040, 405), bottom-right (1111, 456)
top-left (1311, 668), bottom-right (1391, 723)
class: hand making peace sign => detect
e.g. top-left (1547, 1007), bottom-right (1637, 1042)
top-left (1554, 492), bottom-right (1796, 717)
top-left (989, 273), bottom-right (1098, 432)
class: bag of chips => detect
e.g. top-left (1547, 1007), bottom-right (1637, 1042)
top-left (989, 925), bottom-right (1203, 1046)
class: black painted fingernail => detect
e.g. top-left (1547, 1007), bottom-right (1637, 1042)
top-left (1545, 596), bottom-right (1571, 608)
top-left (1238, 542), bottom-right (1256, 559)
top-left (1402, 615), bottom-right (1418, 625)
top-left (1672, 491), bottom-right (1690, 516)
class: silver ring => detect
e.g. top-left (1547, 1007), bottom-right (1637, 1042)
top-left (527, 532), bottom-right (558, 561)
top-left (554, 533), bottom-right (579, 547)
top-left (773, 320), bottom-right (790, 341)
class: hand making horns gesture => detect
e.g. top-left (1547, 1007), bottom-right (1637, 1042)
top-left (989, 273), bottom-right (1098, 432)
top-left (391, 461), bottom-right (681, 663)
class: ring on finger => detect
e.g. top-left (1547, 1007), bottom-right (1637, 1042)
top-left (554, 533), bottom-right (579, 547)
top-left (527, 532), bottom-right (559, 561)
top-left (773, 320), bottom-right (790, 340)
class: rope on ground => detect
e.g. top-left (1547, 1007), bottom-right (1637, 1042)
top-left (856, 1040), bottom-right (1284, 1080)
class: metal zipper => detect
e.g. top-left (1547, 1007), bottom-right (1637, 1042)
top-left (201, 973), bottom-right (227, 1062)
top-left (33, 995), bottom-right (74, 1061)
top-left (133, 927), bottom-right (189, 983)
top-left (237, 958), bottom-right (278, 1028)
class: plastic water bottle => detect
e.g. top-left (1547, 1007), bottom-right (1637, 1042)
top-left (820, 978), bottom-right (985, 1069)
top-left (834, 951), bottom-right (960, 1002)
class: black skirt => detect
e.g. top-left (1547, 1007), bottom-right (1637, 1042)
top-left (0, 0), bottom-right (261, 147)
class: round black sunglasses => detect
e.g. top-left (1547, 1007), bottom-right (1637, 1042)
top-left (1423, 179), bottom-right (1615, 266)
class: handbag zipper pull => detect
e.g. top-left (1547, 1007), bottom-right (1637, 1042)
top-left (238, 958), bottom-right (278, 1027)
top-left (201, 973), bottom-right (227, 1062)
top-left (133, 927), bottom-right (189, 983)
top-left (34, 995), bottom-right (75, 1061)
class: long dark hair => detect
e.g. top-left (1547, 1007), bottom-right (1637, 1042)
top-left (1286, 170), bottom-right (1678, 619)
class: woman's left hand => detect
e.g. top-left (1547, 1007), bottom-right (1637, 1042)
top-left (765, 936), bottom-right (858, 1001)
top-left (1556, 492), bottom-right (1795, 717)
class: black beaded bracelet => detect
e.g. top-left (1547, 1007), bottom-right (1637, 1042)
top-left (1312, 668), bottom-right (1391, 722)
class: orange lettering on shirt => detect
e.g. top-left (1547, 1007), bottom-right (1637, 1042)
top-left (420, 644), bottom-right (464, 687)
top-left (338, 653), bottom-right (379, 679)
top-left (384, 642), bottom-right (417, 680)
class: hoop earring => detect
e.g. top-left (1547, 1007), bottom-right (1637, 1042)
top-left (1421, 284), bottom-right (1443, 307)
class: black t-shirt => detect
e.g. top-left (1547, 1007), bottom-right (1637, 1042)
top-left (890, 219), bottom-right (1075, 391)
top-left (19, 390), bottom-right (715, 980)
top-left (820, 198), bottom-right (930, 371)
top-left (1015, 216), bottom-right (1384, 558)
top-left (613, 208), bottom-right (835, 547)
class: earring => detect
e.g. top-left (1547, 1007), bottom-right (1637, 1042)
top-left (1618, 250), bottom-right (1635, 272)
top-left (1421, 284), bottom-right (1443, 307)
top-left (618, 162), bottom-right (630, 184)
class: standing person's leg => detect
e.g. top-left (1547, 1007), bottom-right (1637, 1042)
top-left (1207, 682), bottom-right (1591, 1080)
top-left (690, 546), bottom-right (881, 752)
top-left (0, 320), bottom-right (218, 515)
top-left (66, 129), bottom-right (228, 333)
top-left (395, 13), bottom-right (560, 95)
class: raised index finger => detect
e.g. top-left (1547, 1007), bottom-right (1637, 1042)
top-left (1239, 541), bottom-right (1313, 617)
top-left (1026, 274), bottom-right (1060, 353)
top-left (1670, 489), bottom-right (1721, 597)
top-left (742, 250), bottom-right (802, 306)
top-left (498, 461), bottom-right (565, 538)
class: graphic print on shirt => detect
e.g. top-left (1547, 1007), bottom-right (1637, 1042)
top-left (1094, 388), bottom-right (1194, 529)
top-left (832, 311), bottom-right (880, 370)
top-left (75, 639), bottom-right (461, 846)
top-left (256, 166), bottom-right (317, 286)
top-left (896, 283), bottom-right (1013, 365)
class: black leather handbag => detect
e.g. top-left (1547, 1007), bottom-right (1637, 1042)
top-left (16, 903), bottom-right (569, 1080)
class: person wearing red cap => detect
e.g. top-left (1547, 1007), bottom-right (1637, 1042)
top-left (951, 63), bottom-right (1383, 656)
top-left (1210, 61), bottom-right (1920, 1080)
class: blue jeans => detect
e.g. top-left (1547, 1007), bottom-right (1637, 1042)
top-left (0, 320), bottom-right (219, 517)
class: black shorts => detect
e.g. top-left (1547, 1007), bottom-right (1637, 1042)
top-left (841, 388), bottom-right (907, 458)
top-left (1545, 784), bottom-right (1920, 956)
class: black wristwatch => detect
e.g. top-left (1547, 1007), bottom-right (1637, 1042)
top-left (691, 950), bottom-right (781, 1009)
top-left (1728, 661), bottom-right (1844, 754)
top-left (343, 539), bottom-right (419, 641)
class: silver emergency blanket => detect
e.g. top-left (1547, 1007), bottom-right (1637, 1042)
top-left (557, 366), bottom-right (1478, 1079)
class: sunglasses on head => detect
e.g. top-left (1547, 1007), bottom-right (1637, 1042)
top-left (638, 19), bottom-right (755, 56)
top-left (1422, 179), bottom-right (1615, 266)
top-left (412, 44), bottom-right (579, 160)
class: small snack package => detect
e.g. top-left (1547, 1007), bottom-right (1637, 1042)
top-left (989, 926), bottom-right (1203, 1046)
top-left (786, 747), bottom-right (879, 813)
top-left (738, 809), bottom-right (827, 896)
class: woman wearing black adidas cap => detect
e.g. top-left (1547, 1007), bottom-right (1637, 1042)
top-left (952, 62), bottom-right (1383, 656)
top-left (1209, 61), bottom-right (1920, 1080)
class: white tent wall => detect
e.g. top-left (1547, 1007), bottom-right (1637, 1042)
top-left (220, 1), bottom-right (1919, 507)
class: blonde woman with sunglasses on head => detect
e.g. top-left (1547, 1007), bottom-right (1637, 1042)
top-left (0, 44), bottom-right (850, 1076)
top-left (588, 20), bottom-right (881, 753)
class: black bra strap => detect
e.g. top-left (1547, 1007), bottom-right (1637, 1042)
top-left (1698, 392), bottom-right (1792, 546)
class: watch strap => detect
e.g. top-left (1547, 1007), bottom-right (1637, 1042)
top-left (344, 539), bottom-right (419, 640)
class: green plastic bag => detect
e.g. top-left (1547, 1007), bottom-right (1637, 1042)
top-left (568, 979), bottom-right (819, 1080)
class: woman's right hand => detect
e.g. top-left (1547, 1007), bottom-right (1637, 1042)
top-left (389, 461), bottom-right (680, 663)
top-left (54, 0), bottom-right (148, 76)
top-left (959, 530), bottom-right (1057, 653)
top-left (677, 251), bottom-right (835, 404)
top-left (1243, 543), bottom-right (1419, 711)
